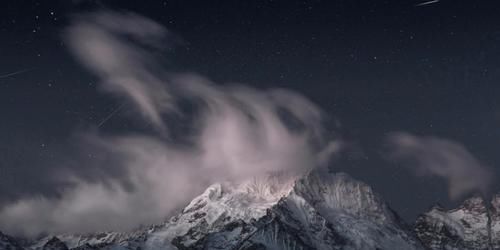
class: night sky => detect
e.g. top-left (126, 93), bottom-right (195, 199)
top-left (2, 0), bottom-right (500, 225)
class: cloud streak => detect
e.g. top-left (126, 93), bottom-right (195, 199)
top-left (66, 11), bottom-right (174, 131)
top-left (0, 11), bottom-right (339, 237)
top-left (386, 132), bottom-right (493, 200)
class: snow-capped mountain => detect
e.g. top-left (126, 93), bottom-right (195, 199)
top-left (40, 237), bottom-right (69, 250)
top-left (24, 168), bottom-right (500, 249)
top-left (149, 169), bottom-right (422, 250)
top-left (15, 169), bottom-right (423, 250)
top-left (0, 231), bottom-right (25, 250)
top-left (414, 195), bottom-right (500, 250)
top-left (5, 168), bottom-right (500, 249)
top-left (490, 194), bottom-right (500, 249)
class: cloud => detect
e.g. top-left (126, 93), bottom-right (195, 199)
top-left (65, 11), bottom-right (174, 131)
top-left (0, 11), bottom-right (339, 237)
top-left (386, 132), bottom-right (493, 200)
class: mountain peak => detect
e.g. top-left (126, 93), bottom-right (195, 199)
top-left (6, 168), bottom-right (423, 250)
top-left (0, 231), bottom-right (24, 250)
top-left (143, 168), bottom-right (422, 249)
top-left (42, 237), bottom-right (69, 250)
top-left (3, 170), bottom-right (500, 249)
top-left (491, 194), bottom-right (500, 210)
top-left (460, 195), bottom-right (487, 212)
top-left (415, 194), bottom-right (492, 250)
top-left (294, 169), bottom-right (396, 223)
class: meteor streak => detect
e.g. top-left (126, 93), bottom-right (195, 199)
top-left (0, 68), bottom-right (34, 79)
top-left (97, 103), bottom-right (125, 128)
top-left (415, 0), bottom-right (440, 7)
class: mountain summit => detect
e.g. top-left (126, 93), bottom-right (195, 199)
top-left (415, 194), bottom-right (500, 250)
top-left (19, 169), bottom-right (421, 250)
top-left (3, 168), bottom-right (497, 249)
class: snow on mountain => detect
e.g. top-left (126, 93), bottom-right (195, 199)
top-left (0, 231), bottom-right (25, 250)
top-left (4, 169), bottom-right (424, 249)
top-left (414, 196), bottom-right (492, 249)
top-left (141, 169), bottom-right (423, 250)
top-left (490, 194), bottom-right (500, 249)
top-left (283, 170), bottom-right (421, 249)
top-left (145, 171), bottom-right (298, 249)
top-left (31, 230), bottom-right (147, 250)
top-left (40, 237), bottom-right (69, 250)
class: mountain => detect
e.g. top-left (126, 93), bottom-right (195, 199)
top-left (414, 194), bottom-right (500, 250)
top-left (0, 231), bottom-right (25, 250)
top-left (158, 170), bottom-right (422, 250)
top-left (6, 168), bottom-right (500, 249)
top-left (490, 194), bottom-right (500, 249)
top-left (41, 237), bottom-right (68, 250)
top-left (13, 169), bottom-right (423, 250)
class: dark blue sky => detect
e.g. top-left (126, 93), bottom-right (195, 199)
top-left (1, 0), bottom-right (500, 221)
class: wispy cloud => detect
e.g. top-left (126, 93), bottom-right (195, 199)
top-left (65, 11), bottom-right (174, 131)
top-left (0, 11), bottom-right (339, 237)
top-left (386, 132), bottom-right (493, 200)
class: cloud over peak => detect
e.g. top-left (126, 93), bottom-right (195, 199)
top-left (0, 11), bottom-right (339, 236)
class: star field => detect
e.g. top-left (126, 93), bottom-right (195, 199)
top-left (1, 0), bottom-right (500, 221)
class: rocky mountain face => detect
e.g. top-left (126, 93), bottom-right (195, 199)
top-left (0, 231), bottom-right (25, 250)
top-left (41, 237), bottom-right (69, 250)
top-left (490, 194), bottom-right (500, 249)
top-left (139, 169), bottom-right (422, 250)
top-left (414, 194), bottom-right (500, 250)
top-left (1, 169), bottom-right (497, 249)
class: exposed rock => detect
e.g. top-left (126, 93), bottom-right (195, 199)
top-left (42, 237), bottom-right (69, 250)
top-left (415, 196), bottom-right (492, 250)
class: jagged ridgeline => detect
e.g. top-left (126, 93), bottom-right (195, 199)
top-left (0, 169), bottom-right (497, 250)
top-left (415, 194), bottom-right (500, 249)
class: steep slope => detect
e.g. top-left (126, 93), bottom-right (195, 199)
top-left (31, 230), bottom-right (147, 250)
top-left (491, 194), bottom-right (500, 249)
top-left (31, 231), bottom-right (150, 250)
top-left (238, 170), bottom-right (422, 250)
top-left (414, 196), bottom-right (491, 249)
top-left (142, 169), bottom-right (422, 249)
top-left (145, 172), bottom-right (297, 250)
top-left (0, 231), bottom-right (25, 250)
top-left (8, 169), bottom-right (423, 250)
top-left (41, 237), bottom-right (68, 250)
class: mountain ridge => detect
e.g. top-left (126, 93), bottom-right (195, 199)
top-left (414, 194), bottom-right (500, 250)
top-left (0, 169), bottom-right (492, 249)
